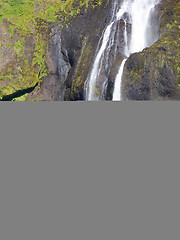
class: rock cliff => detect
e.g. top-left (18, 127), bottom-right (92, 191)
top-left (122, 0), bottom-right (180, 100)
top-left (0, 0), bottom-right (179, 101)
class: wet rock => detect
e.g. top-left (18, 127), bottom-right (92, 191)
top-left (122, 0), bottom-right (180, 100)
top-left (1, 0), bottom-right (179, 101)
top-left (0, 0), bottom-right (113, 101)
top-left (61, 0), bottom-right (115, 100)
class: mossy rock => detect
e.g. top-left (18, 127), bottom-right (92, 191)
top-left (122, 0), bottom-right (180, 100)
top-left (69, 37), bottom-right (95, 100)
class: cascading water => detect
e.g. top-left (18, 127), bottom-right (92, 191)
top-left (85, 0), bottom-right (160, 101)
top-left (84, 0), bottom-right (119, 101)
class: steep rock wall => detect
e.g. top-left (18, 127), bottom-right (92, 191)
top-left (0, 0), bottom-right (112, 101)
top-left (27, 23), bottom-right (71, 101)
top-left (122, 0), bottom-right (180, 100)
top-left (61, 0), bottom-right (113, 100)
top-left (0, 0), bottom-right (179, 101)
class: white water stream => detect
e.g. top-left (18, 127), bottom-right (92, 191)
top-left (85, 0), bottom-right (160, 101)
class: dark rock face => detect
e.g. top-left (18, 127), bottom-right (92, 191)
top-left (31, 0), bottom-right (114, 101)
top-left (0, 0), bottom-right (179, 101)
top-left (44, 26), bottom-right (71, 101)
top-left (122, 0), bottom-right (180, 100)
top-left (105, 15), bottom-right (132, 100)
top-left (0, 0), bottom-right (114, 101)
top-left (28, 25), bottom-right (71, 101)
top-left (61, 0), bottom-right (115, 100)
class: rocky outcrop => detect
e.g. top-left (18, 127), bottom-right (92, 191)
top-left (122, 0), bottom-right (180, 100)
top-left (61, 0), bottom-right (114, 100)
top-left (0, 21), bottom-right (38, 100)
top-left (26, 24), bottom-right (71, 101)
top-left (0, 19), bottom-right (72, 101)
top-left (0, 0), bottom-right (179, 101)
top-left (0, 0), bottom-right (113, 101)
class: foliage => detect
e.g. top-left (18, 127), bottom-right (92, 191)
top-left (0, 0), bottom-right (103, 100)
top-left (0, 0), bottom-right (103, 34)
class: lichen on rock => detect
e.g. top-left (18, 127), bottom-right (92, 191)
top-left (122, 0), bottom-right (180, 100)
top-left (0, 0), bottom-right (104, 101)
top-left (0, 0), bottom-right (180, 101)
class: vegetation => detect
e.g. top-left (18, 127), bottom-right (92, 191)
top-left (0, 0), bottom-right (103, 33)
top-left (122, 0), bottom-right (180, 100)
top-left (0, 0), bottom-right (103, 100)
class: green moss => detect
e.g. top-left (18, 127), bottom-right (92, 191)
top-left (0, 0), bottom-right (103, 35)
top-left (28, 98), bottom-right (39, 101)
top-left (0, 0), bottom-right (104, 100)
top-left (94, 85), bottom-right (101, 96)
top-left (13, 40), bottom-right (24, 54)
top-left (70, 37), bottom-right (95, 100)
top-left (12, 93), bottom-right (29, 101)
top-left (123, 0), bottom-right (180, 100)
top-left (167, 23), bottom-right (173, 29)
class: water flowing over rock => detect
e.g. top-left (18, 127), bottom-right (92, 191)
top-left (122, 0), bottom-right (180, 100)
top-left (0, 0), bottom-right (179, 101)
top-left (85, 0), bottom-right (161, 101)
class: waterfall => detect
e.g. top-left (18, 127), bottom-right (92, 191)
top-left (85, 0), bottom-right (160, 101)
top-left (84, 0), bottom-right (119, 101)
top-left (113, 58), bottom-right (127, 101)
